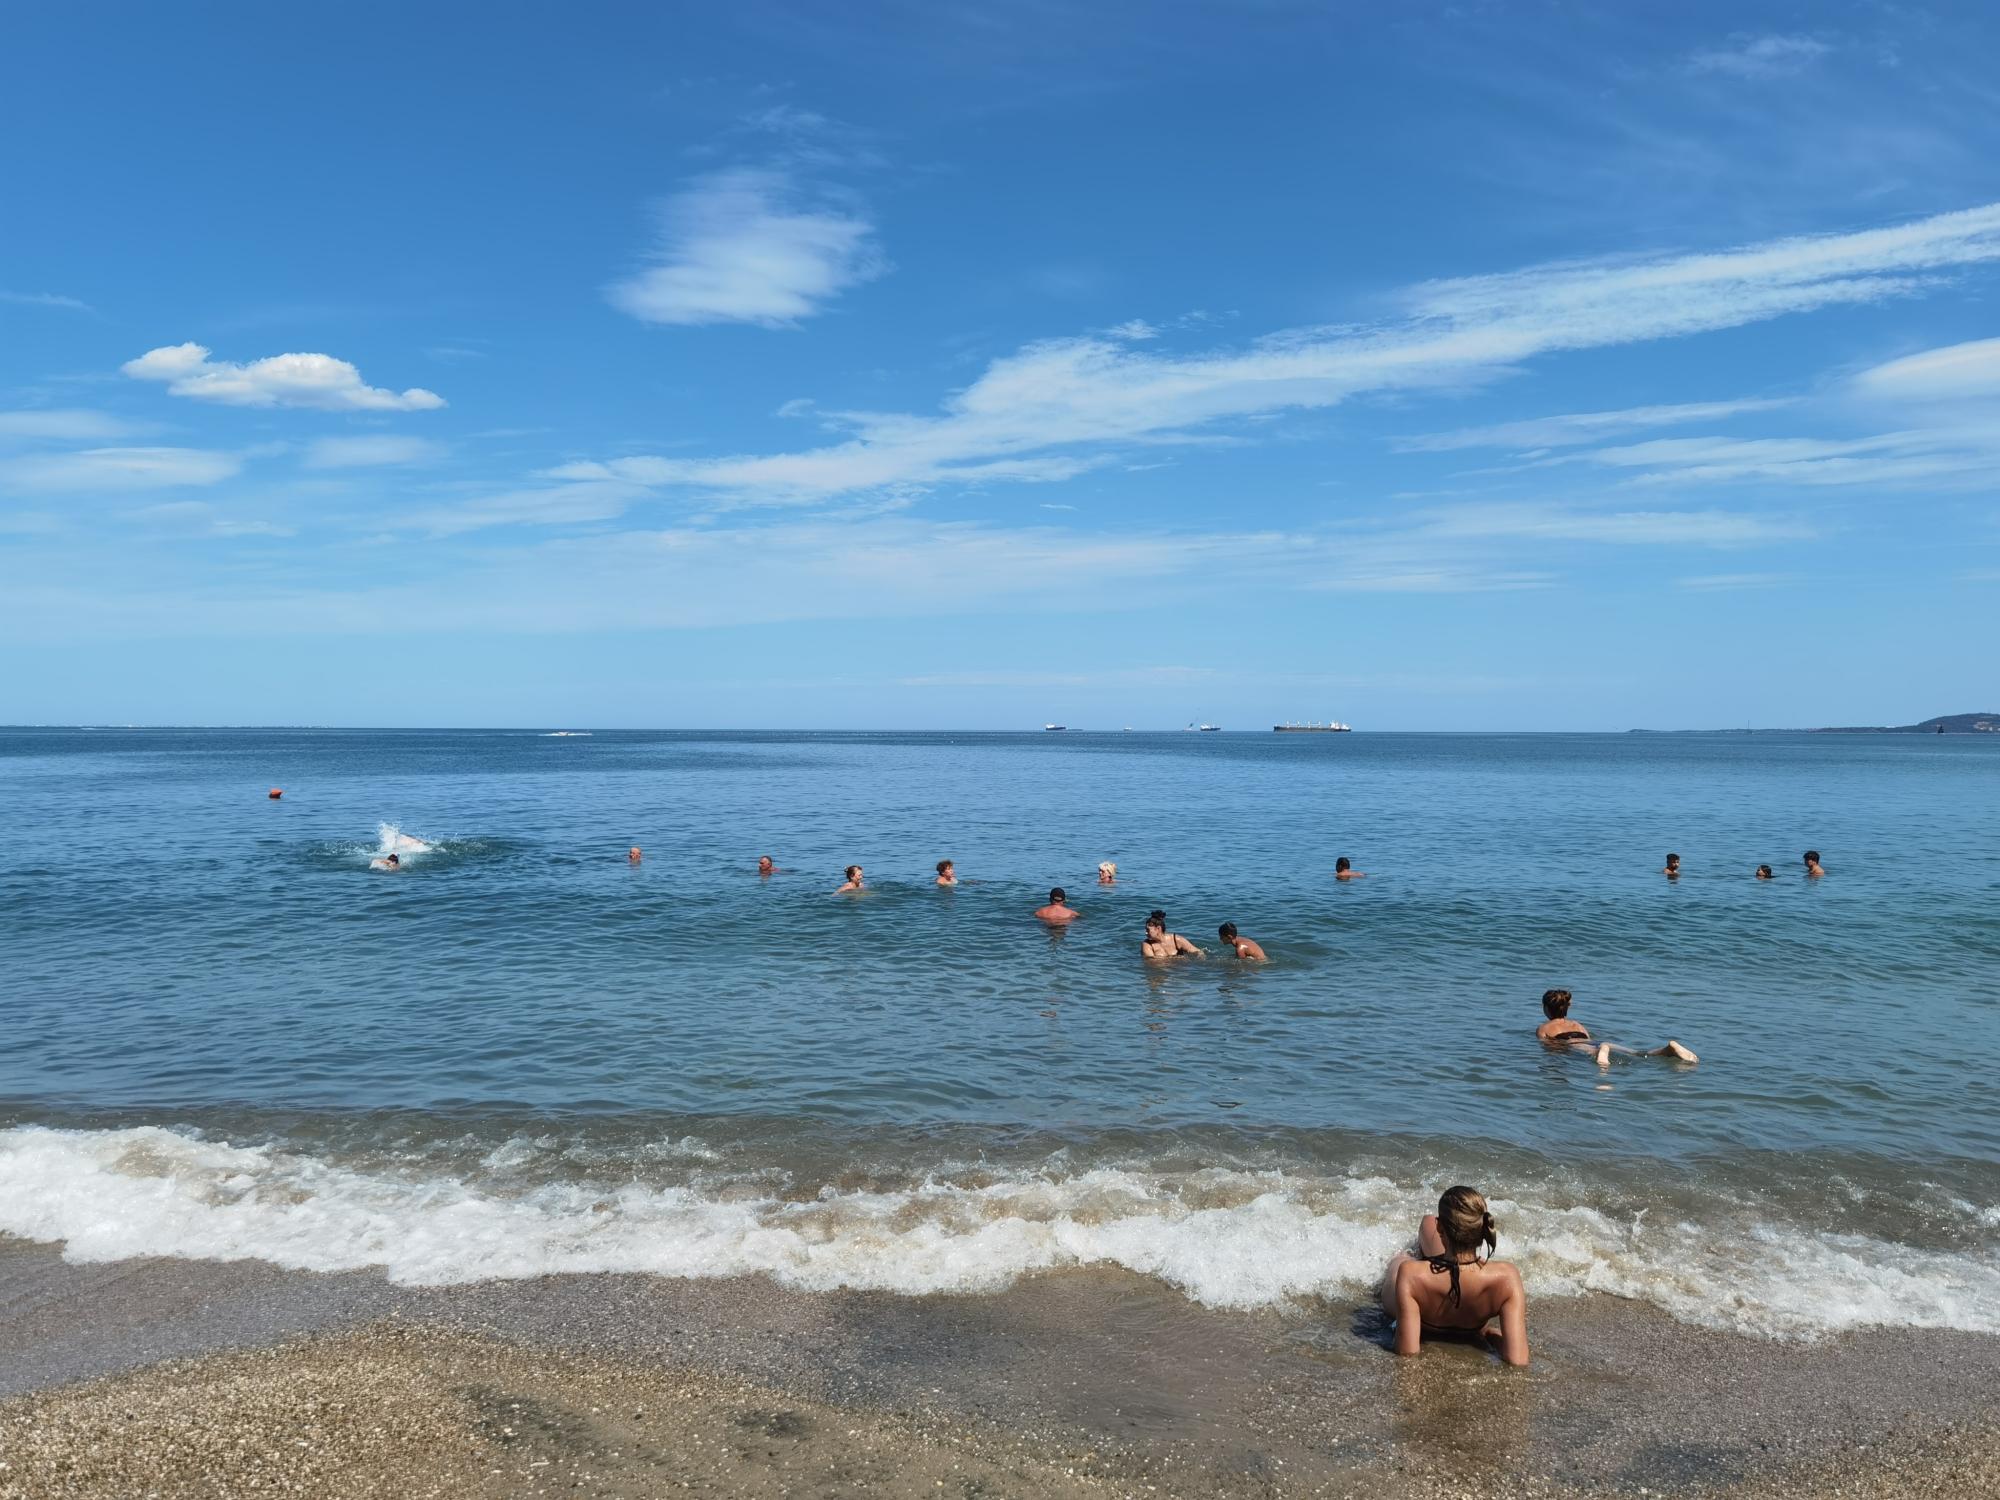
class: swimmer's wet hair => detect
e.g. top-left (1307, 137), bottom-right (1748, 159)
top-left (844, 865), bottom-right (860, 880)
top-left (1335, 856), bottom-right (1351, 872)
top-left (1541, 988), bottom-right (1571, 1019)
top-left (1146, 909), bottom-right (1166, 927)
top-left (1433, 1186), bottom-right (1498, 1306)
top-left (1757, 864), bottom-right (1773, 878)
top-left (1666, 852), bottom-right (1680, 863)
top-left (936, 859), bottom-right (952, 873)
top-left (1804, 849), bottom-right (1820, 863)
top-left (1218, 922), bottom-right (1238, 941)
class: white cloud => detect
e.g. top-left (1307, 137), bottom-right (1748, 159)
top-left (1852, 337), bottom-right (2000, 401)
top-left (121, 343), bottom-right (445, 412)
top-left (1687, 34), bottom-right (1831, 79)
top-left (1676, 572), bottom-right (1799, 591)
top-left (123, 501), bottom-right (294, 538)
top-left (0, 409), bottom-right (143, 441)
top-left (0, 446), bottom-right (242, 493)
top-left (1415, 501), bottom-right (1810, 547)
top-left (569, 200), bottom-right (2000, 506)
top-left (606, 168), bottom-right (885, 327)
top-left (0, 290), bottom-right (93, 312)
top-left (1572, 430), bottom-right (1998, 489)
top-left (1398, 399), bottom-right (1795, 452)
top-left (1105, 319), bottom-right (1159, 341)
top-left (303, 435), bottom-right (447, 469)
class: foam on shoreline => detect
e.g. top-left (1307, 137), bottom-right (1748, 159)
top-left (3, 1124), bottom-right (1995, 1340)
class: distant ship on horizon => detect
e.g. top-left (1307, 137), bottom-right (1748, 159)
top-left (1043, 723), bottom-right (1067, 732)
top-left (1273, 719), bottom-right (1351, 732)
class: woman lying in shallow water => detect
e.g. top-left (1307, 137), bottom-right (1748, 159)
top-left (1379, 1186), bottom-right (1529, 1367)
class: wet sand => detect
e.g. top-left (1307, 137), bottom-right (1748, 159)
top-left (2, 1242), bottom-right (1997, 1497)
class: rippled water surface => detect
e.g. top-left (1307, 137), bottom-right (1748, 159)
top-left (3, 728), bottom-right (1996, 1334)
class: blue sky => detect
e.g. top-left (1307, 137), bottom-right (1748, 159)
top-left (4, 1), bottom-right (1998, 729)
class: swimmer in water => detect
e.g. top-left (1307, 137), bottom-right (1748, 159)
top-left (1142, 910), bottom-right (1202, 960)
top-left (369, 853), bottom-right (401, 872)
top-left (1097, 861), bottom-right (1117, 885)
top-left (835, 864), bottom-right (864, 894)
top-left (1217, 922), bottom-right (1266, 961)
top-left (1335, 856), bottom-right (1365, 880)
top-left (1379, 1186), bottom-right (1529, 1367)
top-left (1755, 863), bottom-right (1774, 880)
top-left (628, 846), bottom-right (642, 863)
top-left (1535, 988), bottom-right (1697, 1066)
top-left (1663, 852), bottom-right (1682, 879)
top-left (936, 859), bottom-right (957, 886)
top-left (1033, 887), bottom-right (1078, 922)
top-left (757, 855), bottom-right (778, 877)
top-left (1803, 849), bottom-right (1825, 877)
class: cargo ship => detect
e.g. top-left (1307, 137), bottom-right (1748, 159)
top-left (1273, 720), bottom-right (1351, 732)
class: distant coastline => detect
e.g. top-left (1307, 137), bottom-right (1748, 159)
top-left (1630, 712), bottom-right (2000, 735)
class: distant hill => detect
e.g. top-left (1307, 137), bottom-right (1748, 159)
top-left (1812, 713), bottom-right (2000, 734)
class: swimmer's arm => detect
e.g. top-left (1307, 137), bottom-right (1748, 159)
top-left (1175, 935), bottom-right (1204, 956)
top-left (1494, 1266), bottom-right (1530, 1367)
top-left (1393, 1271), bottom-right (1423, 1357)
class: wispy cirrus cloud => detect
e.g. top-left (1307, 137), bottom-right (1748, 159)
top-left (1565, 430), bottom-right (2000, 489)
top-left (1397, 399), bottom-right (1795, 452)
top-left (562, 201), bottom-right (2000, 508)
top-left (1676, 572), bottom-right (1800, 591)
top-left (1686, 34), bottom-right (1832, 79)
top-left (0, 409), bottom-right (146, 442)
top-left (1852, 337), bottom-right (2000, 402)
top-left (122, 343), bottom-right (445, 412)
top-left (0, 446), bottom-right (242, 493)
top-left (606, 167), bottom-right (886, 328)
top-left (302, 434), bottom-right (447, 469)
top-left (0, 290), bottom-right (94, 313)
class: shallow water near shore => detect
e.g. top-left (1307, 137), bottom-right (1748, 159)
top-left (2, 727), bottom-right (1996, 1337)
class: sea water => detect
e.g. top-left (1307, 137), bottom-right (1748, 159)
top-left (1, 727), bottom-right (1995, 1339)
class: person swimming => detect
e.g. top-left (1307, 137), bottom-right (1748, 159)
top-left (1334, 856), bottom-right (1365, 880)
top-left (1142, 910), bottom-right (1202, 959)
top-left (1663, 852), bottom-right (1681, 878)
top-left (1217, 922), bottom-right (1266, 961)
top-left (628, 846), bottom-right (642, 863)
top-left (835, 865), bottom-right (864, 893)
top-left (1535, 988), bottom-right (1697, 1066)
top-left (1804, 849), bottom-right (1825, 877)
top-left (1033, 887), bottom-right (1078, 922)
top-left (1755, 863), bottom-right (1774, 879)
top-left (1379, 1186), bottom-right (1529, 1367)
top-left (936, 859), bottom-right (957, 886)
top-left (369, 853), bottom-right (401, 872)
top-left (757, 855), bottom-right (780, 877)
top-left (1097, 861), bottom-right (1117, 885)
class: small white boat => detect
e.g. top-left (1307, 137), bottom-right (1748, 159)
top-left (1043, 723), bottom-right (1067, 732)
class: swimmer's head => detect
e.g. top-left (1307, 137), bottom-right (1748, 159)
top-left (628, 846), bottom-right (642, 862)
top-left (1436, 1185), bottom-right (1497, 1259)
top-left (1804, 849), bottom-right (1820, 865)
top-left (1049, 887), bottom-right (1066, 904)
top-left (844, 865), bottom-right (861, 881)
top-left (1218, 921), bottom-right (1238, 941)
top-left (1541, 988), bottom-right (1572, 1020)
top-left (758, 855), bottom-right (774, 874)
top-left (1665, 852), bottom-right (1680, 867)
top-left (937, 859), bottom-right (953, 875)
top-left (1756, 864), bottom-right (1773, 879)
top-left (1145, 910), bottom-right (1166, 934)
top-left (1335, 856), bottom-right (1351, 873)
top-left (1097, 861), bottom-right (1116, 879)
top-left (386, 853), bottom-right (400, 867)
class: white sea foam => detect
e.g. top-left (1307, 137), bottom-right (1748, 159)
top-left (1, 1125), bottom-right (1995, 1341)
top-left (374, 822), bottom-right (433, 856)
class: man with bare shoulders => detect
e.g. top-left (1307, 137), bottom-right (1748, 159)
top-left (1380, 1187), bottom-right (1529, 1367)
top-left (1663, 852), bottom-right (1681, 879)
top-left (1217, 922), bottom-right (1266, 961)
top-left (758, 855), bottom-right (778, 877)
top-left (1141, 910), bottom-right (1202, 959)
top-left (1033, 887), bottom-right (1078, 922)
top-left (1334, 856), bottom-right (1365, 880)
top-left (1803, 849), bottom-right (1825, 877)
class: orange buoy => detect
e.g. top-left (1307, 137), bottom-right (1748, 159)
top-left (268, 788), bottom-right (283, 799)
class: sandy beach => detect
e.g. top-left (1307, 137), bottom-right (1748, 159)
top-left (3, 1242), bottom-right (1997, 1498)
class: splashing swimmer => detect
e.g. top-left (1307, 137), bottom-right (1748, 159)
top-left (369, 853), bottom-right (401, 872)
top-left (1536, 988), bottom-right (1696, 1066)
top-left (1380, 1186), bottom-right (1529, 1366)
top-left (1142, 910), bottom-right (1202, 960)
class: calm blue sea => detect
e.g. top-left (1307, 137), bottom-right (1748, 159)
top-left (2, 727), bottom-right (1996, 1337)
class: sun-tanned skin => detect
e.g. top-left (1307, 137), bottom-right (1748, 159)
top-left (1663, 854), bottom-right (1681, 879)
top-left (1380, 1214), bottom-right (1530, 1367)
top-left (835, 865), bottom-right (864, 894)
top-left (1536, 989), bottom-right (1697, 1065)
top-left (757, 855), bottom-right (779, 878)
top-left (936, 860), bottom-right (957, 886)
top-left (1217, 923), bottom-right (1266, 961)
top-left (1142, 913), bottom-right (1202, 960)
top-left (1334, 857), bottom-right (1365, 881)
top-left (369, 853), bottom-right (401, 872)
top-left (1804, 850), bottom-right (1825, 877)
top-left (1033, 887), bottom-right (1078, 922)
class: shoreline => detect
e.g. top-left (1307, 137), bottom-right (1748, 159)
top-left (4, 1244), bottom-right (1997, 1496)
